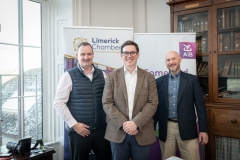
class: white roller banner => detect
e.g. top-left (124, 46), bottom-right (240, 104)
top-left (63, 26), bottom-right (133, 69)
top-left (134, 33), bottom-right (196, 78)
top-left (62, 26), bottom-right (133, 160)
top-left (134, 33), bottom-right (198, 160)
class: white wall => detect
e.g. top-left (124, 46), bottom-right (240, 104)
top-left (41, 0), bottom-right (170, 159)
top-left (72, 0), bottom-right (170, 33)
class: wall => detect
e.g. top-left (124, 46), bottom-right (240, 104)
top-left (72, 0), bottom-right (170, 33)
top-left (41, 0), bottom-right (170, 159)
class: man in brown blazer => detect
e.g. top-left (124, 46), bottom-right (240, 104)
top-left (102, 40), bottom-right (158, 160)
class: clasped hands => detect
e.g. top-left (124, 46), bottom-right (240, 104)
top-left (73, 121), bottom-right (139, 137)
top-left (123, 121), bottom-right (138, 135)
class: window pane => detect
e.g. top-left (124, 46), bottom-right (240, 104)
top-left (0, 0), bottom-right (18, 44)
top-left (1, 98), bottom-right (19, 145)
top-left (0, 44), bottom-right (19, 75)
top-left (24, 96), bottom-right (42, 139)
top-left (1, 75), bottom-right (19, 101)
top-left (23, 47), bottom-right (41, 96)
top-left (23, 0), bottom-right (41, 47)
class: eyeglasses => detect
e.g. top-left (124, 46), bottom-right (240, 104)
top-left (121, 51), bottom-right (138, 57)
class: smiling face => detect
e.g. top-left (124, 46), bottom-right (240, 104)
top-left (121, 45), bottom-right (139, 70)
top-left (165, 51), bottom-right (182, 75)
top-left (76, 44), bottom-right (94, 70)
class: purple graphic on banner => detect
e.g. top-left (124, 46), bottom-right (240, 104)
top-left (179, 42), bottom-right (196, 59)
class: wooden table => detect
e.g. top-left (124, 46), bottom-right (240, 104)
top-left (0, 146), bottom-right (56, 160)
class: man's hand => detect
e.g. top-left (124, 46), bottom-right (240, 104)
top-left (123, 121), bottom-right (138, 135)
top-left (130, 129), bottom-right (138, 135)
top-left (199, 132), bottom-right (208, 145)
top-left (72, 123), bottom-right (90, 137)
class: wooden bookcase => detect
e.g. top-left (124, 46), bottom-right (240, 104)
top-left (167, 0), bottom-right (240, 160)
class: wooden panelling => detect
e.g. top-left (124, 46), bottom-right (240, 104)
top-left (210, 108), bottom-right (240, 134)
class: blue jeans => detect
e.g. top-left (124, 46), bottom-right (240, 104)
top-left (110, 134), bottom-right (151, 160)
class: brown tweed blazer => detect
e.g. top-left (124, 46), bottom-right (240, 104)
top-left (102, 66), bottom-right (158, 146)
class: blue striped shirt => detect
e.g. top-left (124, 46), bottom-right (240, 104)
top-left (168, 71), bottom-right (181, 119)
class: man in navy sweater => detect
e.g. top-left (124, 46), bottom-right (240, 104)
top-left (54, 42), bottom-right (111, 160)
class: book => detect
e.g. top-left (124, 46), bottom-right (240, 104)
top-left (230, 8), bottom-right (235, 27)
top-left (218, 67), bottom-right (224, 75)
top-left (202, 35), bottom-right (207, 53)
top-left (204, 66), bottom-right (208, 76)
top-left (235, 59), bottom-right (238, 75)
top-left (199, 62), bottom-right (207, 76)
top-left (193, 18), bottom-right (197, 31)
top-left (202, 62), bottom-right (208, 76)
top-left (196, 17), bottom-right (200, 31)
top-left (196, 39), bottom-right (199, 54)
top-left (200, 16), bottom-right (205, 31)
top-left (234, 32), bottom-right (240, 51)
top-left (222, 59), bottom-right (229, 75)
top-left (197, 61), bottom-right (204, 75)
top-left (197, 39), bottom-right (202, 54)
top-left (204, 16), bottom-right (208, 30)
top-left (222, 9), bottom-right (225, 28)
top-left (189, 19), bottom-right (193, 32)
top-left (183, 20), bottom-right (188, 32)
top-left (218, 33), bottom-right (223, 52)
top-left (230, 32), bottom-right (234, 51)
top-left (202, 63), bottom-right (208, 76)
top-left (225, 9), bottom-right (230, 28)
top-left (184, 19), bottom-right (193, 32)
top-left (223, 33), bottom-right (231, 52)
top-left (238, 59), bottom-right (240, 75)
top-left (178, 21), bottom-right (183, 32)
top-left (225, 59), bottom-right (232, 75)
top-left (231, 59), bottom-right (235, 75)
top-left (235, 7), bottom-right (239, 26)
top-left (218, 10), bottom-right (222, 28)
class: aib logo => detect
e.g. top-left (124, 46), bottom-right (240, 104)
top-left (179, 42), bottom-right (196, 59)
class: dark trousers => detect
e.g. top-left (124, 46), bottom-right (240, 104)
top-left (110, 134), bottom-right (151, 160)
top-left (67, 127), bottom-right (111, 160)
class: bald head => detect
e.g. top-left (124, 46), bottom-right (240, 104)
top-left (165, 51), bottom-right (182, 76)
top-left (165, 51), bottom-right (181, 60)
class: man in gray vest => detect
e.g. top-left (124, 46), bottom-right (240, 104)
top-left (54, 42), bottom-right (111, 160)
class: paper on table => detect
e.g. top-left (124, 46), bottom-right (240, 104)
top-left (166, 156), bottom-right (183, 160)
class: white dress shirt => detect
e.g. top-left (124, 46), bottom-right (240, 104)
top-left (124, 66), bottom-right (138, 120)
top-left (54, 65), bottom-right (106, 128)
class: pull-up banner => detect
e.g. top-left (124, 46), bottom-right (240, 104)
top-left (134, 33), bottom-right (197, 160)
top-left (62, 26), bottom-right (133, 160)
top-left (134, 33), bottom-right (197, 77)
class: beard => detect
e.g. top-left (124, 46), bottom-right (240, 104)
top-left (168, 65), bottom-right (180, 73)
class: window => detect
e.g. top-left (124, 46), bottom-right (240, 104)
top-left (0, 0), bottom-right (42, 145)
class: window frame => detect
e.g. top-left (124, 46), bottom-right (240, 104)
top-left (0, 0), bottom-right (43, 145)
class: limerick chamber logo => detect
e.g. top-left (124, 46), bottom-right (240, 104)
top-left (179, 42), bottom-right (196, 59)
top-left (73, 37), bottom-right (88, 51)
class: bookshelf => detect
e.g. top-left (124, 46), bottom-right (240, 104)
top-left (167, 0), bottom-right (240, 160)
